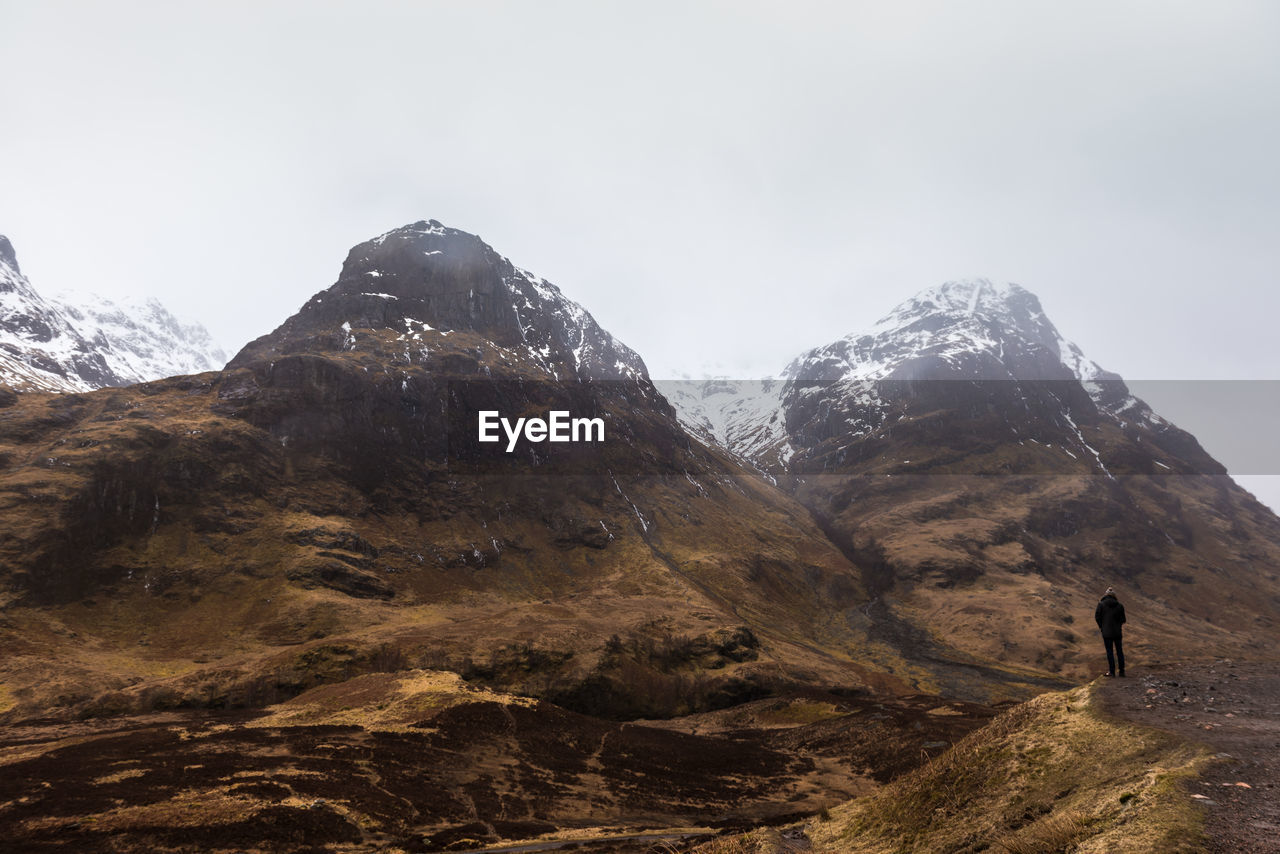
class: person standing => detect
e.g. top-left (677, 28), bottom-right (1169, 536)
top-left (1095, 586), bottom-right (1126, 677)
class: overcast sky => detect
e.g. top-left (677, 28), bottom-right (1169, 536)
top-left (4, 2), bottom-right (1279, 499)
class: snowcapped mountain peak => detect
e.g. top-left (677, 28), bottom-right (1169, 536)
top-left (873, 277), bottom-right (1045, 344)
top-left (872, 278), bottom-right (1031, 329)
top-left (0, 235), bottom-right (227, 392)
top-left (665, 277), bottom-right (1161, 471)
top-left (654, 376), bottom-right (792, 468)
top-left (785, 278), bottom-right (1103, 387)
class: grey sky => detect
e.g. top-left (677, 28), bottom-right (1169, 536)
top-left (4, 2), bottom-right (1279, 501)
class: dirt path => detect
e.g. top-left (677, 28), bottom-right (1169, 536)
top-left (1096, 659), bottom-right (1280, 854)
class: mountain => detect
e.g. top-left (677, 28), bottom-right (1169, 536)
top-left (230, 220), bottom-right (645, 382)
top-left (0, 234), bottom-right (226, 392)
top-left (6, 242), bottom-right (1273, 850)
top-left (0, 220), bottom-right (945, 730)
top-left (668, 278), bottom-right (1280, 683)
top-left (8, 221), bottom-right (1016, 849)
top-left (663, 280), bottom-right (1194, 473)
top-left (773, 278), bottom-right (1205, 474)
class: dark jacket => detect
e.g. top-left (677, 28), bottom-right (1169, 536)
top-left (1095, 594), bottom-right (1126, 639)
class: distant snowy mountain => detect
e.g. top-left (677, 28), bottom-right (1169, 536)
top-left (783, 277), bottom-right (1158, 423)
top-left (668, 278), bottom-right (1180, 474)
top-left (654, 377), bottom-right (793, 469)
top-left (0, 234), bottom-right (227, 392)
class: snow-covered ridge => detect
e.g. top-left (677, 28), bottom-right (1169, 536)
top-left (1, 234), bottom-right (227, 392)
top-left (56, 291), bottom-right (228, 381)
top-left (668, 277), bottom-right (1160, 469)
top-left (796, 278), bottom-right (1092, 382)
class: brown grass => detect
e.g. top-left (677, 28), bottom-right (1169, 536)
top-left (0, 361), bottom-right (926, 724)
top-left (992, 807), bottom-right (1090, 853)
top-left (246, 668), bottom-right (533, 731)
top-left (690, 829), bottom-right (811, 854)
top-left (789, 681), bottom-right (1210, 853)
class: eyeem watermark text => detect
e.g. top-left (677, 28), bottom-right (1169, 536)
top-left (478, 410), bottom-right (605, 452)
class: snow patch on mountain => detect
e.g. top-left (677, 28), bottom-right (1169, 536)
top-left (655, 378), bottom-right (792, 467)
top-left (510, 265), bottom-right (646, 383)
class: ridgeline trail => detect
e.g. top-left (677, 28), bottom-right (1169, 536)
top-left (1096, 659), bottom-right (1280, 854)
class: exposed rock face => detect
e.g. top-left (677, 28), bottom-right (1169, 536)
top-left (0, 234), bottom-right (226, 392)
top-left (232, 221), bottom-right (644, 382)
top-left (669, 278), bottom-right (1280, 682)
top-left (0, 235), bottom-right (17, 272)
top-left (220, 221), bottom-right (687, 487)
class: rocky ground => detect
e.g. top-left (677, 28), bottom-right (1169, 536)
top-left (1096, 659), bottom-right (1280, 854)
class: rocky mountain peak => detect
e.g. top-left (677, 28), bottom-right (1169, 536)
top-left (231, 220), bottom-right (648, 382)
top-left (0, 235), bottom-right (19, 277)
top-left (339, 219), bottom-right (485, 281)
top-left (667, 277), bottom-right (1206, 476)
top-left (331, 219), bottom-right (535, 344)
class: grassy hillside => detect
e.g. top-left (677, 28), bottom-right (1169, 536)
top-left (695, 679), bottom-right (1210, 854)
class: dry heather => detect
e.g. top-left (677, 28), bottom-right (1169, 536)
top-left (246, 668), bottom-right (535, 731)
top-left (810, 680), bottom-right (1207, 853)
top-left (695, 680), bottom-right (1209, 854)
